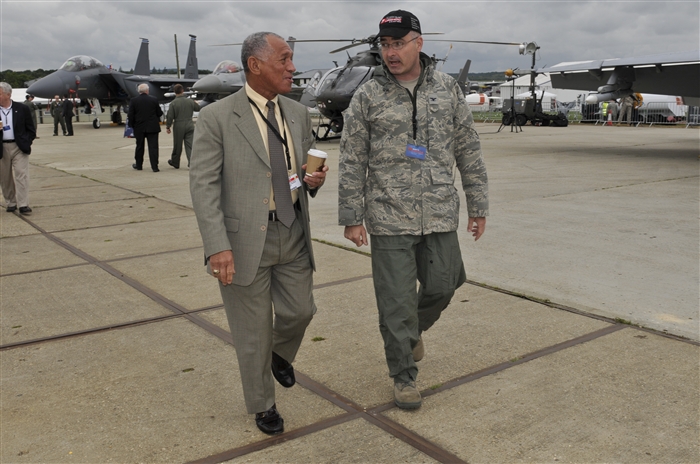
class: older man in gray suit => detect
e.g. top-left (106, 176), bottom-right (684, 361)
top-left (189, 32), bottom-right (327, 435)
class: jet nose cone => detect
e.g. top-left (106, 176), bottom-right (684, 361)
top-left (27, 75), bottom-right (65, 99)
top-left (192, 75), bottom-right (222, 93)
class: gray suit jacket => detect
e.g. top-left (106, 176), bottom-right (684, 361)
top-left (189, 89), bottom-right (317, 286)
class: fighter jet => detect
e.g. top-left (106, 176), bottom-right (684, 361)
top-left (190, 60), bottom-right (246, 101)
top-left (27, 35), bottom-right (200, 128)
top-left (539, 50), bottom-right (700, 106)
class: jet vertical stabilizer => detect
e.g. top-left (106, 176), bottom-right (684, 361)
top-left (134, 38), bottom-right (150, 76)
top-left (457, 59), bottom-right (471, 95)
top-left (184, 35), bottom-right (198, 80)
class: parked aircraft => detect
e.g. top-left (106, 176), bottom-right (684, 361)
top-left (27, 35), bottom-right (200, 128)
top-left (539, 50), bottom-right (700, 107)
top-left (191, 60), bottom-right (245, 96)
top-left (295, 36), bottom-right (527, 139)
top-left (192, 38), bottom-right (304, 106)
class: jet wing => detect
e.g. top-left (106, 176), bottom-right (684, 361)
top-left (539, 50), bottom-right (700, 104)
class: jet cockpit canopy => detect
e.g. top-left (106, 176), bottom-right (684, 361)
top-left (213, 60), bottom-right (241, 74)
top-left (59, 56), bottom-right (104, 72)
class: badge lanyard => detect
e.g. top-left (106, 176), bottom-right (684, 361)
top-left (248, 98), bottom-right (292, 171)
top-left (1, 108), bottom-right (11, 131)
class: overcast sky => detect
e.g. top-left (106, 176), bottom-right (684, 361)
top-left (1, 0), bottom-right (698, 76)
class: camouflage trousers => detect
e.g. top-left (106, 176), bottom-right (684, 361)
top-left (370, 231), bottom-right (467, 383)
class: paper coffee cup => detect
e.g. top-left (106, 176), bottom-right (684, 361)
top-left (305, 149), bottom-right (327, 176)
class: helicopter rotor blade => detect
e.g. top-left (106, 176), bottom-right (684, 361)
top-left (329, 41), bottom-right (372, 54)
top-left (425, 39), bottom-right (522, 46)
top-left (209, 33), bottom-right (449, 49)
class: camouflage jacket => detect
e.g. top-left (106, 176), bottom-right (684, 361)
top-left (338, 53), bottom-right (489, 236)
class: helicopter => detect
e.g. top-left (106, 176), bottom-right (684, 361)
top-left (288, 34), bottom-right (524, 140)
top-left (206, 34), bottom-right (525, 140)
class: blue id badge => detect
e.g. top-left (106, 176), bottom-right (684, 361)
top-left (405, 144), bottom-right (426, 160)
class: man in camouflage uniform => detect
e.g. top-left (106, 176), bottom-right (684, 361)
top-left (166, 84), bottom-right (200, 169)
top-left (338, 10), bottom-right (489, 409)
top-left (50, 95), bottom-right (66, 136)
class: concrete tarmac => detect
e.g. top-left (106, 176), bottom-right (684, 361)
top-left (1, 121), bottom-right (698, 463)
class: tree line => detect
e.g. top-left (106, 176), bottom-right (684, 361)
top-left (0, 69), bottom-right (55, 89)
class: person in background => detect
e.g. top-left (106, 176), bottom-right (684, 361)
top-left (50, 95), bottom-right (66, 136)
top-left (128, 83), bottom-right (163, 172)
top-left (23, 94), bottom-right (39, 139)
top-left (0, 82), bottom-right (36, 215)
top-left (62, 94), bottom-right (74, 136)
top-left (165, 84), bottom-right (200, 169)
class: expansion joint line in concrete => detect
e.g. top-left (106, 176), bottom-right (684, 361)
top-left (463, 279), bottom-right (700, 347)
top-left (1, 214), bottom-right (671, 463)
top-left (188, 325), bottom-right (626, 464)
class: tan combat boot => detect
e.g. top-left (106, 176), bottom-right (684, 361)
top-left (394, 381), bottom-right (422, 409)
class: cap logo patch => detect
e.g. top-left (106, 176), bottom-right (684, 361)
top-left (380, 16), bottom-right (403, 24)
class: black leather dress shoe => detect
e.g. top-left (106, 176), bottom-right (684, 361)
top-left (152, 167), bottom-right (159, 172)
top-left (167, 159), bottom-right (179, 169)
top-left (271, 352), bottom-right (295, 388)
top-left (132, 163), bottom-right (142, 170)
top-left (6, 205), bottom-right (17, 213)
top-left (19, 206), bottom-right (32, 215)
top-left (255, 404), bottom-right (284, 435)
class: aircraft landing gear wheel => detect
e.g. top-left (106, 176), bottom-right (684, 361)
top-left (93, 119), bottom-right (101, 129)
top-left (111, 111), bottom-right (122, 124)
top-left (515, 114), bottom-right (528, 126)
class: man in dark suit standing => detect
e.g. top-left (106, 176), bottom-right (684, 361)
top-left (128, 83), bottom-right (163, 172)
top-left (0, 82), bottom-right (37, 214)
top-left (62, 94), bottom-right (75, 136)
top-left (190, 32), bottom-right (328, 435)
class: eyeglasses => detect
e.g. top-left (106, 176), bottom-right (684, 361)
top-left (379, 36), bottom-right (419, 51)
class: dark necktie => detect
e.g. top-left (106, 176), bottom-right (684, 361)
top-left (266, 101), bottom-right (295, 227)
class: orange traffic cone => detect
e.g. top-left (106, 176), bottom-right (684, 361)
top-left (605, 112), bottom-right (613, 126)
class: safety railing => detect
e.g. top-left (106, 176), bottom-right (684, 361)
top-left (573, 102), bottom-right (697, 127)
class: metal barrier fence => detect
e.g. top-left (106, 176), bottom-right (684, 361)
top-left (30, 102), bottom-right (700, 129)
top-left (33, 105), bottom-right (127, 125)
top-left (575, 102), bottom-right (698, 127)
top-left (470, 103), bottom-right (699, 128)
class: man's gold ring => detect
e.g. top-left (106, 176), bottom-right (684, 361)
top-left (213, 269), bottom-right (220, 275)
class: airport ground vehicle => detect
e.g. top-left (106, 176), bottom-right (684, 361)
top-left (501, 93), bottom-right (567, 126)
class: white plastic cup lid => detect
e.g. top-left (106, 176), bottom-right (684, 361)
top-left (307, 149), bottom-right (328, 158)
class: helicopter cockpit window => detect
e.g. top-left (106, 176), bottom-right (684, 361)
top-left (213, 60), bottom-right (241, 74)
top-left (333, 66), bottom-right (374, 94)
top-left (59, 55), bottom-right (103, 72)
top-left (307, 71), bottom-right (322, 90)
top-left (317, 69), bottom-right (341, 93)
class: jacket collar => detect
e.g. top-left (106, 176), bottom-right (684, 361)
top-left (230, 87), bottom-right (302, 171)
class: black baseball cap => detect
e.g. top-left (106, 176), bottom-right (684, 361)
top-left (378, 10), bottom-right (421, 38)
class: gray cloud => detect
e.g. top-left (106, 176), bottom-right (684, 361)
top-left (2, 1), bottom-right (698, 75)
